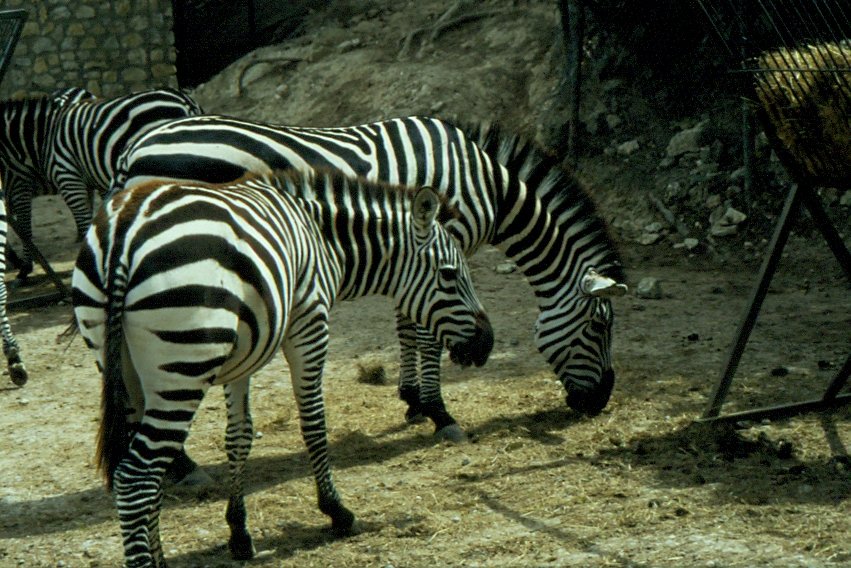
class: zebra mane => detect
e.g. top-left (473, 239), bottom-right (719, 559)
top-left (454, 119), bottom-right (625, 282)
top-left (251, 168), bottom-right (462, 224)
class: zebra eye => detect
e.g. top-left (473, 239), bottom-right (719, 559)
top-left (438, 265), bottom-right (458, 286)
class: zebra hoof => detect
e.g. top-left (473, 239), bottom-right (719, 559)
top-left (328, 507), bottom-right (356, 537)
top-left (9, 363), bottom-right (27, 386)
top-left (434, 423), bottom-right (467, 444)
top-left (228, 533), bottom-right (256, 560)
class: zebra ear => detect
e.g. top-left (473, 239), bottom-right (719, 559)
top-left (581, 269), bottom-right (628, 297)
top-left (412, 186), bottom-right (439, 233)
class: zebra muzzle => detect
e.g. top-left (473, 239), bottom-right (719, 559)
top-left (448, 312), bottom-right (493, 368)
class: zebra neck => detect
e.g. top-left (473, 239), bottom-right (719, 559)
top-left (488, 145), bottom-right (622, 307)
top-left (306, 199), bottom-right (402, 302)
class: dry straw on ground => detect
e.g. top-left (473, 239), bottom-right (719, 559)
top-left (754, 42), bottom-right (851, 184)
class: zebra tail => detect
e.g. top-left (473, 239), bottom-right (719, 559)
top-left (95, 268), bottom-right (129, 493)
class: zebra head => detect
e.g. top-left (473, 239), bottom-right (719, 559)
top-left (396, 187), bottom-right (493, 368)
top-left (535, 268), bottom-right (627, 416)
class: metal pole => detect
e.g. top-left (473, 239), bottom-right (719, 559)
top-left (703, 182), bottom-right (804, 418)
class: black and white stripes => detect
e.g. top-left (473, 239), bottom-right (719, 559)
top-left (111, 114), bottom-right (627, 438)
top-left (72, 170), bottom-right (492, 566)
top-left (0, 87), bottom-right (202, 281)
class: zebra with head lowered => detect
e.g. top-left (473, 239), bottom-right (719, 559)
top-left (72, 169), bottom-right (493, 567)
top-left (111, 114), bottom-right (627, 444)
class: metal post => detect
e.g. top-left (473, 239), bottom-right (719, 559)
top-left (702, 182), bottom-right (804, 419)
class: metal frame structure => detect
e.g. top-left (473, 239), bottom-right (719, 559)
top-left (696, 0), bottom-right (850, 423)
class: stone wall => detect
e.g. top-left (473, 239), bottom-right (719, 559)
top-left (0, 0), bottom-right (178, 99)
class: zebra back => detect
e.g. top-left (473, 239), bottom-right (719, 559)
top-left (112, 113), bottom-right (625, 414)
top-left (48, 87), bottom-right (204, 194)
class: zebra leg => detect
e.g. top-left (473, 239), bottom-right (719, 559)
top-left (223, 379), bottom-right (256, 560)
top-left (7, 188), bottom-right (34, 283)
top-left (114, 360), bottom-right (205, 567)
top-left (284, 319), bottom-right (355, 535)
top-left (113, 437), bottom-right (176, 568)
top-left (0, 198), bottom-right (26, 386)
top-left (417, 326), bottom-right (465, 443)
top-left (58, 181), bottom-right (95, 242)
top-left (395, 312), bottom-right (425, 423)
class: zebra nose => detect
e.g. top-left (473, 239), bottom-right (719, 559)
top-left (448, 312), bottom-right (493, 367)
top-left (565, 368), bottom-right (615, 416)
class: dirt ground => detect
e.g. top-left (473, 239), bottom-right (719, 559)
top-left (1, 1), bottom-right (849, 567)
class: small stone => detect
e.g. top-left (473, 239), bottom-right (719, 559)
top-left (705, 194), bottom-right (721, 209)
top-left (674, 238), bottom-right (699, 251)
top-left (494, 262), bottom-right (516, 274)
top-left (605, 113), bottom-right (621, 130)
top-left (635, 277), bottom-right (662, 299)
top-left (638, 233), bottom-right (661, 246)
top-left (729, 167), bottom-right (746, 182)
top-left (658, 156), bottom-right (675, 169)
top-left (616, 139), bottom-right (639, 156)
top-left (666, 121), bottom-right (707, 158)
top-left (710, 206), bottom-right (747, 237)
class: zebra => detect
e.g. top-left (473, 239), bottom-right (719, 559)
top-left (71, 169), bottom-right (493, 566)
top-left (110, 114), bottom-right (628, 444)
top-left (0, 87), bottom-right (203, 283)
top-left (0, 185), bottom-right (26, 385)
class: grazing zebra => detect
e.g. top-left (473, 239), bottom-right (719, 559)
top-left (111, 114), bottom-right (627, 444)
top-left (0, 86), bottom-right (203, 282)
top-left (0, 185), bottom-right (26, 385)
top-left (72, 169), bottom-right (493, 566)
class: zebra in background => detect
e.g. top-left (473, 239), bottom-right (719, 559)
top-left (111, 114), bottom-right (627, 445)
top-left (0, 185), bottom-right (26, 385)
top-left (72, 170), bottom-right (493, 566)
top-left (0, 87), bottom-right (203, 283)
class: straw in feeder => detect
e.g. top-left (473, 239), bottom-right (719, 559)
top-left (753, 42), bottom-right (851, 185)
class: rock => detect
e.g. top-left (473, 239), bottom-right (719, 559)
top-left (638, 232), bottom-right (661, 246)
top-left (673, 238), bottom-right (699, 251)
top-left (617, 139), bottom-right (640, 156)
top-left (658, 155), bottom-right (676, 169)
top-left (636, 277), bottom-right (662, 299)
top-left (710, 206), bottom-right (747, 237)
top-left (841, 190), bottom-right (851, 207)
top-left (705, 194), bottom-right (721, 209)
top-left (666, 121), bottom-right (707, 158)
top-left (494, 262), bottom-right (516, 274)
top-left (605, 113), bottom-right (622, 130)
top-left (729, 167), bottom-right (746, 182)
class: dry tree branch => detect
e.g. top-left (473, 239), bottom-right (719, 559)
top-left (237, 57), bottom-right (302, 97)
top-left (398, 2), bottom-right (520, 60)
